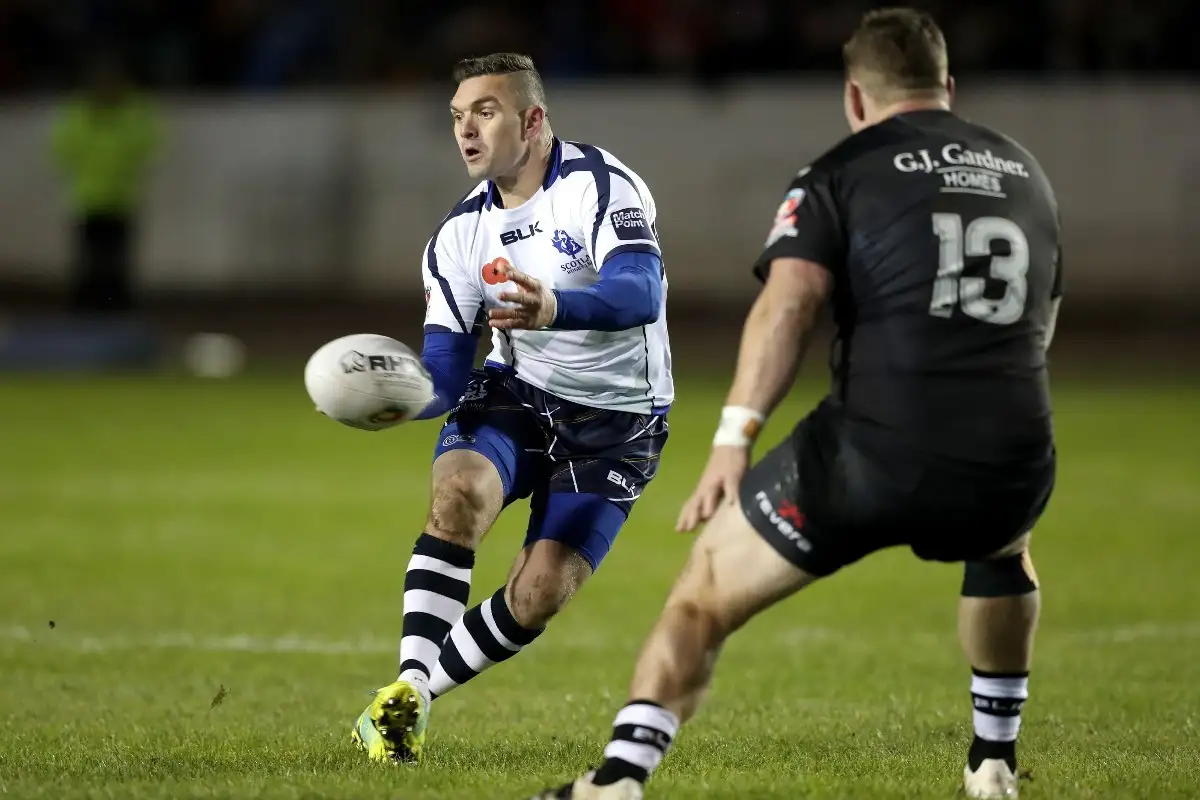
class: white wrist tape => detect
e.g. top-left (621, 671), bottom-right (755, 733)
top-left (712, 406), bottom-right (765, 448)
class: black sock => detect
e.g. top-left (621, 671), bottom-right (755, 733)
top-left (969, 735), bottom-right (1017, 772)
top-left (592, 757), bottom-right (648, 786)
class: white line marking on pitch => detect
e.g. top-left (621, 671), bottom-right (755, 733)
top-left (2, 623), bottom-right (1198, 656)
top-left (0, 626), bottom-right (396, 655)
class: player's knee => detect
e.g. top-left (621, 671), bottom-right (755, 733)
top-left (427, 469), bottom-right (499, 546)
top-left (506, 568), bottom-right (578, 629)
top-left (664, 543), bottom-right (733, 640)
top-left (962, 552), bottom-right (1039, 598)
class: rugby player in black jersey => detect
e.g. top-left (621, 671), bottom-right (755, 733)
top-left (534, 8), bottom-right (1062, 799)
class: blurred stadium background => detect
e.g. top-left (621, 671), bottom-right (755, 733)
top-left (0, 0), bottom-right (1197, 366)
top-left (1, 2), bottom-right (1198, 798)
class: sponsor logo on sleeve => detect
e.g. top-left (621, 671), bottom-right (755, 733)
top-left (610, 208), bottom-right (651, 241)
top-left (765, 188), bottom-right (804, 247)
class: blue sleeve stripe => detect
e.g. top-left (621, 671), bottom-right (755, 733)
top-left (415, 330), bottom-right (478, 420)
top-left (426, 190), bottom-right (487, 335)
top-left (604, 242), bottom-right (662, 265)
top-left (551, 251), bottom-right (662, 332)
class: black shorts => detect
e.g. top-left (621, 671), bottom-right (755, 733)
top-left (740, 399), bottom-right (1055, 577)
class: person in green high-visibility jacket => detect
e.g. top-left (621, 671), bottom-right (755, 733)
top-left (51, 53), bottom-right (161, 314)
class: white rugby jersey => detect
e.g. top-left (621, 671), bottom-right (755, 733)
top-left (421, 139), bottom-right (674, 415)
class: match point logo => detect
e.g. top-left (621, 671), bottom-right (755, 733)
top-left (482, 257), bottom-right (511, 285)
top-left (610, 208), bottom-right (651, 241)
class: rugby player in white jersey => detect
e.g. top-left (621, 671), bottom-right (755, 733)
top-left (351, 53), bottom-right (673, 764)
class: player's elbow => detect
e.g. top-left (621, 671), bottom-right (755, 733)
top-left (415, 330), bottom-right (477, 420)
top-left (632, 272), bottom-right (663, 326)
top-left (598, 251), bottom-right (662, 328)
top-left (605, 286), bottom-right (659, 330)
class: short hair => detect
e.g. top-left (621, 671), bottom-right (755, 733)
top-left (452, 53), bottom-right (547, 111)
top-left (842, 8), bottom-right (948, 100)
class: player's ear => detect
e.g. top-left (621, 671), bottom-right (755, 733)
top-left (523, 106), bottom-right (545, 142)
top-left (843, 80), bottom-right (866, 131)
top-left (944, 75), bottom-right (956, 105)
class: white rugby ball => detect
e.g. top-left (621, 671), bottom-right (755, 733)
top-left (304, 334), bottom-right (433, 431)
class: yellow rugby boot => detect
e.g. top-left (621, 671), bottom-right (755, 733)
top-left (350, 680), bottom-right (429, 764)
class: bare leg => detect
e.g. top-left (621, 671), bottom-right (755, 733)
top-left (397, 449), bottom-right (504, 684)
top-left (959, 541), bottom-right (1040, 673)
top-left (959, 533), bottom-right (1040, 798)
top-left (428, 539), bottom-right (594, 698)
top-left (588, 501), bottom-right (818, 789)
top-left (506, 539), bottom-right (593, 628)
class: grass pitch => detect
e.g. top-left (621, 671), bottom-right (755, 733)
top-left (1, 371), bottom-right (1198, 798)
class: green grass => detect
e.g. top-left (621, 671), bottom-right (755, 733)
top-left (1, 372), bottom-right (1198, 798)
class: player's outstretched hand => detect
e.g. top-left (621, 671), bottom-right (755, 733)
top-left (489, 263), bottom-right (559, 330)
top-left (676, 445), bottom-right (750, 533)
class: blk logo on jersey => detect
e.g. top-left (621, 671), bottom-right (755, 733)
top-left (482, 256), bottom-right (511, 285)
top-left (500, 221), bottom-right (543, 245)
top-left (551, 229), bottom-right (583, 257)
top-left (610, 208), bottom-right (651, 241)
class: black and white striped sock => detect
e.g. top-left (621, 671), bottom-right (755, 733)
top-left (427, 587), bottom-right (543, 698)
top-left (397, 534), bottom-right (474, 686)
top-left (592, 701), bottom-right (680, 786)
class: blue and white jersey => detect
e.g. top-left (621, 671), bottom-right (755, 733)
top-left (421, 139), bottom-right (674, 415)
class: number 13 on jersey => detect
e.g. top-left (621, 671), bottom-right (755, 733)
top-left (929, 213), bottom-right (1030, 325)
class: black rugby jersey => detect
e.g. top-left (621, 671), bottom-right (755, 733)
top-left (753, 110), bottom-right (1062, 467)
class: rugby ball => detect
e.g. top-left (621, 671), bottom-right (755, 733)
top-left (304, 334), bottom-right (433, 431)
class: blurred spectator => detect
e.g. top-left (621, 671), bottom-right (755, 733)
top-left (50, 50), bottom-right (161, 314)
top-left (0, 1), bottom-right (1193, 96)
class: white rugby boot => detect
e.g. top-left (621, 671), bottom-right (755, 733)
top-left (530, 770), bottom-right (644, 800)
top-left (963, 758), bottom-right (1019, 798)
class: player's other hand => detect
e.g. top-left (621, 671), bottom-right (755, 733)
top-left (676, 445), bottom-right (750, 533)
top-left (489, 264), bottom-right (558, 330)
